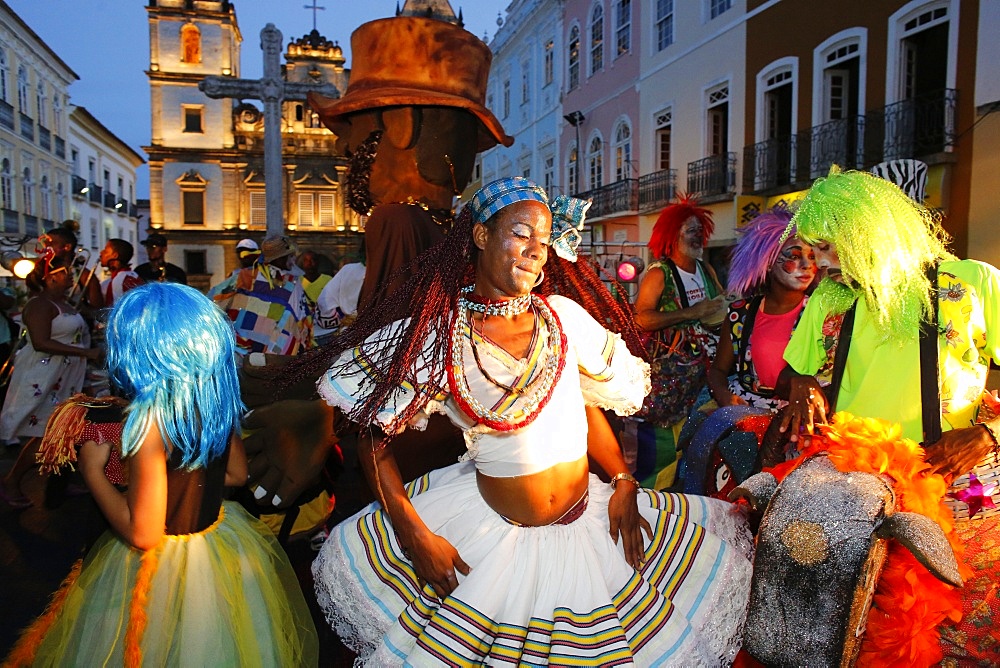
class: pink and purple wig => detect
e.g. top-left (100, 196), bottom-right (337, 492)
top-left (726, 206), bottom-right (796, 296)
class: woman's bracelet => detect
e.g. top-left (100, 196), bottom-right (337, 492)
top-left (609, 472), bottom-right (640, 491)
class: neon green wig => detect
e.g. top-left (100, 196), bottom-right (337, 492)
top-left (791, 166), bottom-right (954, 341)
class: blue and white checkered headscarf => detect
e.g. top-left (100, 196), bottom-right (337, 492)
top-left (468, 177), bottom-right (590, 262)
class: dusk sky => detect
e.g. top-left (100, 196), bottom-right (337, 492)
top-left (5, 0), bottom-right (505, 197)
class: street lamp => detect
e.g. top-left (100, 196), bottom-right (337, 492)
top-left (563, 111), bottom-right (585, 194)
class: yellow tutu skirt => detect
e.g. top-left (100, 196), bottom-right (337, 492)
top-left (6, 501), bottom-right (318, 667)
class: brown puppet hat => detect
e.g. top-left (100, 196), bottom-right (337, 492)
top-left (308, 16), bottom-right (514, 152)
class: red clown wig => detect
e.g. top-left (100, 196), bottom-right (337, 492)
top-left (647, 193), bottom-right (715, 260)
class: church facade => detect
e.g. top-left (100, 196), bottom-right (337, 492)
top-left (144, 0), bottom-right (358, 292)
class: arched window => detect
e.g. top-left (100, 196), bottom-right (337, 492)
top-left (0, 159), bottom-right (11, 210)
top-left (588, 135), bottom-right (603, 189)
top-left (613, 120), bottom-right (632, 180)
top-left (590, 4), bottom-right (604, 75)
top-left (22, 167), bottom-right (33, 215)
top-left (36, 81), bottom-right (46, 127)
top-left (180, 23), bottom-right (202, 64)
top-left (17, 65), bottom-right (29, 113)
top-left (568, 26), bottom-right (580, 90)
top-left (40, 174), bottom-right (50, 220)
top-left (0, 48), bottom-right (8, 102)
top-left (56, 182), bottom-right (65, 221)
top-left (615, 0), bottom-right (631, 56)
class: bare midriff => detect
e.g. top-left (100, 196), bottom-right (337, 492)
top-left (477, 455), bottom-right (589, 526)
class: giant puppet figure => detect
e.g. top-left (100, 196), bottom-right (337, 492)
top-left (241, 6), bottom-right (514, 511)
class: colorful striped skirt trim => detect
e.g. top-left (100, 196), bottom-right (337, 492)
top-left (313, 461), bottom-right (753, 666)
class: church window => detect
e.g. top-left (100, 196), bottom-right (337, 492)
top-left (183, 106), bottom-right (203, 133)
top-left (182, 190), bottom-right (204, 225)
top-left (249, 191), bottom-right (266, 227)
top-left (298, 193), bottom-right (315, 226)
top-left (184, 250), bottom-right (207, 275)
top-left (318, 193), bottom-right (335, 226)
top-left (180, 24), bottom-right (202, 64)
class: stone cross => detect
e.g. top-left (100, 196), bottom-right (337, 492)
top-left (199, 24), bottom-right (339, 237)
top-left (304, 1), bottom-right (326, 31)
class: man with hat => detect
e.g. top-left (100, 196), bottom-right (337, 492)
top-left (307, 9), bottom-right (513, 313)
top-left (207, 238), bottom-right (261, 298)
top-left (134, 233), bottom-right (187, 285)
top-left (212, 235), bottom-right (312, 356)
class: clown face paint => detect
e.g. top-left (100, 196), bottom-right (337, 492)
top-left (678, 217), bottom-right (706, 261)
top-left (771, 238), bottom-right (817, 291)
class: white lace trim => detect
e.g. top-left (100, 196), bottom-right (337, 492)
top-left (311, 534), bottom-right (392, 662)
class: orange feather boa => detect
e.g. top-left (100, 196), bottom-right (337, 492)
top-left (768, 413), bottom-right (966, 667)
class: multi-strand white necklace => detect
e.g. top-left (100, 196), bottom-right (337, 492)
top-left (448, 287), bottom-right (566, 431)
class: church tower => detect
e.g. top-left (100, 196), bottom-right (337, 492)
top-left (145, 0), bottom-right (242, 288)
top-left (145, 1), bottom-right (355, 290)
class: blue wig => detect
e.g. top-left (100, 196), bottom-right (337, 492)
top-left (106, 283), bottom-right (244, 468)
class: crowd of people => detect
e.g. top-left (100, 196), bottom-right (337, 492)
top-left (0, 163), bottom-right (997, 665)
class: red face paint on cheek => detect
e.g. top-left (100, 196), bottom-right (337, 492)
top-left (781, 260), bottom-right (797, 274)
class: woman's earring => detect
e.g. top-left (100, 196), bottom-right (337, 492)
top-left (533, 270), bottom-right (545, 288)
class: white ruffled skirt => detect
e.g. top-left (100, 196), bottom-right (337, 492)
top-left (313, 462), bottom-right (753, 667)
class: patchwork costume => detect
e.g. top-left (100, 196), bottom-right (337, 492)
top-left (313, 295), bottom-right (753, 666)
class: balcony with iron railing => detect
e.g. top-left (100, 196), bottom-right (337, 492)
top-left (129, 202), bottom-right (139, 218)
top-left (19, 113), bottom-right (33, 141)
top-left (115, 198), bottom-right (129, 214)
top-left (638, 169), bottom-right (677, 212)
top-left (23, 214), bottom-right (38, 236)
top-left (743, 88), bottom-right (958, 195)
top-left (38, 126), bottom-right (50, 152)
top-left (103, 191), bottom-right (117, 209)
top-left (54, 135), bottom-right (65, 159)
top-left (576, 179), bottom-right (639, 219)
top-left (569, 168), bottom-right (679, 221)
top-left (0, 100), bottom-right (13, 131)
top-left (71, 175), bottom-right (87, 197)
top-left (88, 185), bottom-right (102, 204)
top-left (687, 153), bottom-right (737, 199)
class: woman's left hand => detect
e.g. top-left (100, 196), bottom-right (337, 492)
top-left (608, 484), bottom-right (653, 570)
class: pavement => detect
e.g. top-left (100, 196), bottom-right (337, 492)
top-left (0, 443), bottom-right (355, 665)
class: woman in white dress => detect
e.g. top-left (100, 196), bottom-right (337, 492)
top-left (311, 177), bottom-right (753, 666)
top-left (0, 255), bottom-right (99, 507)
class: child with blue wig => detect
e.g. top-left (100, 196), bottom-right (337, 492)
top-left (6, 283), bottom-right (318, 667)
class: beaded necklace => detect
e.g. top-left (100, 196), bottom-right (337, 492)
top-left (448, 290), bottom-right (567, 431)
top-left (469, 306), bottom-right (541, 396)
top-left (459, 285), bottom-right (532, 317)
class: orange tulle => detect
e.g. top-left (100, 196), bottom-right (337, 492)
top-left (124, 548), bottom-right (159, 668)
top-left (764, 412), bottom-right (964, 668)
top-left (2, 559), bottom-right (83, 668)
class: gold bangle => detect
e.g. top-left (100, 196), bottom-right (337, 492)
top-left (610, 472), bottom-right (640, 491)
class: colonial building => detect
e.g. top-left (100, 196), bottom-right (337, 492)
top-left (0, 0), bottom-right (75, 240)
top-left (480, 0), bottom-right (565, 199)
top-left (67, 106), bottom-right (145, 254)
top-left (741, 0), bottom-right (987, 261)
top-left (144, 0), bottom-right (355, 291)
